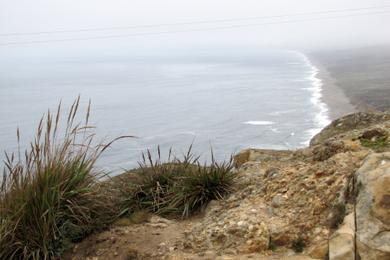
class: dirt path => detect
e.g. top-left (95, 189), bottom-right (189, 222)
top-left (65, 215), bottom-right (192, 260)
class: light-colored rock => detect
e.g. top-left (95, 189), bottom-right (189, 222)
top-left (308, 240), bottom-right (328, 259)
top-left (234, 149), bottom-right (252, 168)
top-left (329, 213), bottom-right (355, 260)
top-left (149, 215), bottom-right (173, 225)
top-left (355, 153), bottom-right (390, 259)
top-left (310, 112), bottom-right (390, 146)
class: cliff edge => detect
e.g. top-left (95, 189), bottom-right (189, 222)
top-left (67, 112), bottom-right (390, 260)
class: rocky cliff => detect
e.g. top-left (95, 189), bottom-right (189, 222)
top-left (68, 112), bottom-right (390, 260)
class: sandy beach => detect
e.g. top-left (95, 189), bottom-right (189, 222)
top-left (310, 46), bottom-right (390, 116)
top-left (309, 57), bottom-right (357, 121)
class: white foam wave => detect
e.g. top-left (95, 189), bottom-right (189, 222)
top-left (297, 52), bottom-right (331, 142)
top-left (269, 109), bottom-right (296, 116)
top-left (300, 128), bottom-right (323, 146)
top-left (242, 121), bottom-right (275, 126)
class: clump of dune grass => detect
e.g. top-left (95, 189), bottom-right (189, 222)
top-left (0, 98), bottom-right (127, 259)
top-left (121, 146), bottom-right (235, 218)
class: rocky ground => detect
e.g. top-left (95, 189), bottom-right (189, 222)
top-left (66, 112), bottom-right (390, 260)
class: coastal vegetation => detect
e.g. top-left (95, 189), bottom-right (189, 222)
top-left (360, 135), bottom-right (389, 151)
top-left (120, 146), bottom-right (235, 218)
top-left (357, 128), bottom-right (389, 151)
top-left (0, 99), bottom-right (235, 259)
top-left (328, 202), bottom-right (347, 229)
top-left (0, 99), bottom-right (126, 259)
top-left (291, 237), bottom-right (305, 253)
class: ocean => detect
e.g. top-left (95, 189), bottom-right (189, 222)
top-left (0, 48), bottom-right (331, 173)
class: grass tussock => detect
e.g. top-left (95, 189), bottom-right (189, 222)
top-left (0, 98), bottom-right (127, 259)
top-left (329, 202), bottom-right (347, 229)
top-left (360, 136), bottom-right (389, 151)
top-left (121, 146), bottom-right (235, 218)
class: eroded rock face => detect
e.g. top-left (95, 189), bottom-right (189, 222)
top-left (184, 147), bottom-right (362, 256)
top-left (329, 213), bottom-right (355, 260)
top-left (355, 153), bottom-right (390, 259)
top-left (185, 195), bottom-right (271, 254)
top-left (310, 112), bottom-right (390, 146)
top-left (308, 240), bottom-right (328, 259)
top-left (311, 140), bottom-right (346, 161)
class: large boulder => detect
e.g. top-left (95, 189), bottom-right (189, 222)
top-left (355, 153), bottom-right (390, 259)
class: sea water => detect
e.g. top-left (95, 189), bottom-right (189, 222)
top-left (0, 48), bottom-right (331, 173)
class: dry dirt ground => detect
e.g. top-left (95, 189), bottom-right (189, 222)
top-left (64, 214), bottom-right (314, 260)
top-left (64, 215), bottom-right (193, 260)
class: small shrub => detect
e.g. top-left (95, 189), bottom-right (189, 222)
top-left (268, 237), bottom-right (277, 251)
top-left (329, 202), bottom-right (346, 229)
top-left (121, 146), bottom-right (235, 218)
top-left (292, 237), bottom-right (305, 253)
top-left (360, 136), bottom-right (388, 151)
top-left (0, 98), bottom-right (127, 259)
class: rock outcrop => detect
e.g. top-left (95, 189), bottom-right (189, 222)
top-left (355, 153), bottom-right (390, 259)
top-left (329, 213), bottom-right (355, 260)
top-left (310, 112), bottom-right (390, 146)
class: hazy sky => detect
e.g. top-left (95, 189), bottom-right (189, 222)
top-left (1, 0), bottom-right (390, 59)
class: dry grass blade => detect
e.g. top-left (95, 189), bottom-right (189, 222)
top-left (120, 146), bottom-right (235, 218)
top-left (0, 98), bottom-right (129, 259)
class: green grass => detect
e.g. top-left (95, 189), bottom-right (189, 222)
top-left (360, 136), bottom-right (389, 151)
top-left (0, 98), bottom-right (127, 259)
top-left (121, 146), bottom-right (235, 218)
top-left (291, 237), bottom-right (305, 253)
top-left (329, 202), bottom-right (347, 229)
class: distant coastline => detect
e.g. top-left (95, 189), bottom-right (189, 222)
top-left (298, 53), bottom-right (331, 144)
top-left (309, 46), bottom-right (390, 114)
top-left (308, 56), bottom-right (357, 120)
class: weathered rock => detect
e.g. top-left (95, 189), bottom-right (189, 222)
top-left (355, 153), bottom-right (390, 259)
top-left (149, 215), bottom-right (173, 225)
top-left (234, 149), bottom-right (251, 168)
top-left (329, 213), bottom-right (355, 260)
top-left (312, 140), bottom-right (345, 161)
top-left (310, 112), bottom-right (390, 146)
top-left (359, 128), bottom-right (387, 140)
top-left (308, 240), bottom-right (328, 259)
top-left (203, 200), bottom-right (222, 218)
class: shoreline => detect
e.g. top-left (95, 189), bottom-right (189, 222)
top-left (307, 56), bottom-right (357, 121)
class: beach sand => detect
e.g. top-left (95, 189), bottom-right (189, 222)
top-left (310, 58), bottom-right (357, 120)
top-left (310, 46), bottom-right (390, 115)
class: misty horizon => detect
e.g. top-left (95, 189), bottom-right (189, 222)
top-left (1, 0), bottom-right (390, 61)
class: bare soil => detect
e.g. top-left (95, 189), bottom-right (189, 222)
top-left (64, 215), bottom-right (193, 260)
